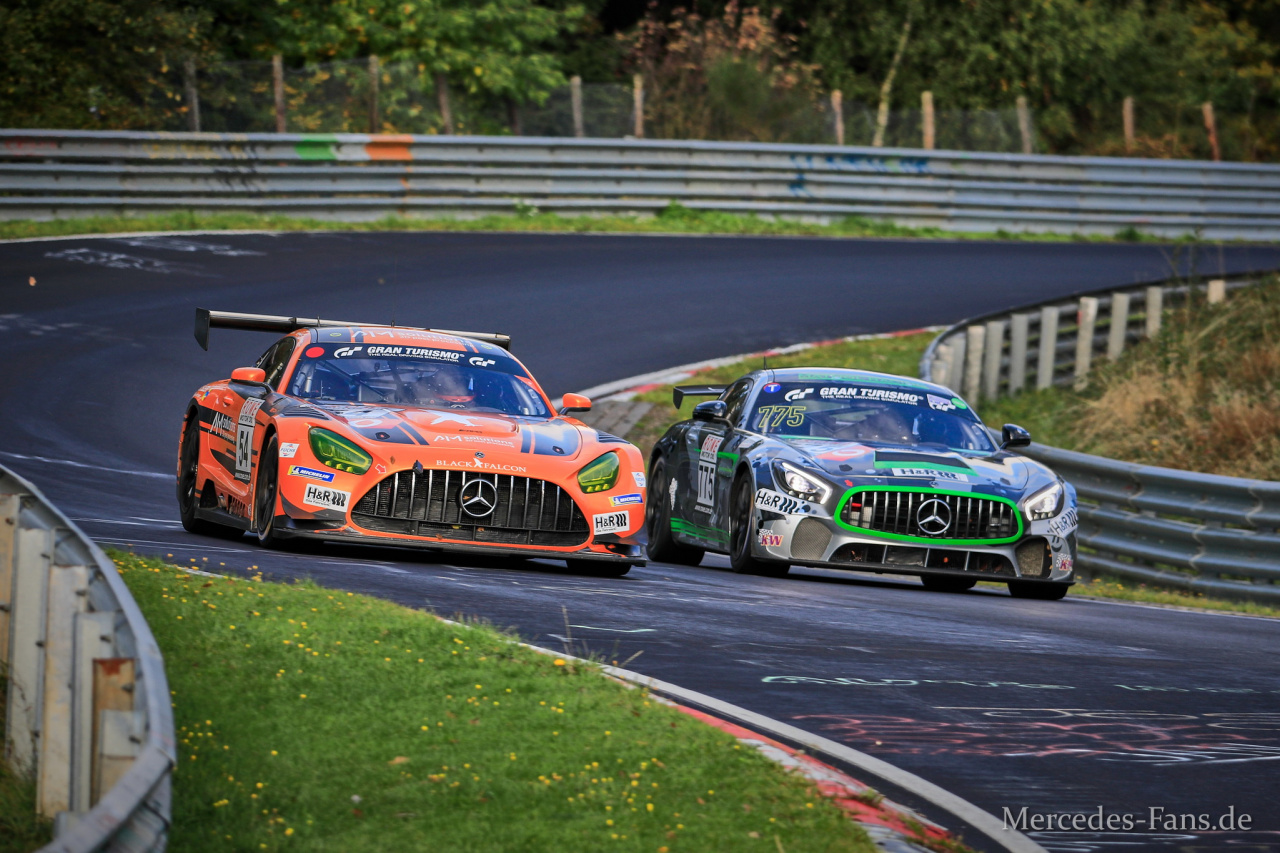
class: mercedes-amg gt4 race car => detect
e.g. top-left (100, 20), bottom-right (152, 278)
top-left (647, 367), bottom-right (1077, 599)
top-left (177, 310), bottom-right (646, 575)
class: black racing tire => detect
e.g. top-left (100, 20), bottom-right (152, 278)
top-left (645, 456), bottom-right (704, 567)
top-left (1008, 581), bottom-right (1070, 601)
top-left (565, 559), bottom-right (632, 578)
top-left (729, 475), bottom-right (788, 577)
top-left (177, 414), bottom-right (239, 538)
top-left (920, 575), bottom-right (977, 593)
top-left (253, 434), bottom-right (290, 549)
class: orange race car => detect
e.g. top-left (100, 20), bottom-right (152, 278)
top-left (176, 310), bottom-right (647, 575)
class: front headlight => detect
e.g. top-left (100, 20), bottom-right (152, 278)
top-left (577, 452), bottom-right (620, 493)
top-left (1024, 481), bottom-right (1064, 520)
top-left (308, 428), bottom-right (373, 474)
top-left (772, 460), bottom-right (832, 503)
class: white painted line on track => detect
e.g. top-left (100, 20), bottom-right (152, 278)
top-left (93, 536), bottom-right (251, 554)
top-left (0, 451), bottom-right (170, 479)
top-left (569, 625), bottom-right (655, 633)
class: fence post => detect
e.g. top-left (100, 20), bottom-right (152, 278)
top-left (0, 494), bottom-right (17, 663)
top-left (6, 526), bottom-right (53, 775)
top-left (1008, 313), bottom-right (1030, 394)
top-left (37, 564), bottom-right (90, 817)
top-left (982, 320), bottom-right (1006, 401)
top-left (1145, 286), bottom-right (1163, 338)
top-left (943, 335), bottom-right (966, 393)
top-left (571, 76), bottom-right (584, 138)
top-left (183, 59), bottom-right (200, 133)
top-left (1016, 95), bottom-right (1032, 154)
top-left (1122, 96), bottom-right (1134, 153)
top-left (1207, 278), bottom-right (1226, 304)
top-left (1107, 292), bottom-right (1130, 360)
top-left (90, 659), bottom-right (137, 804)
top-left (272, 55), bottom-right (286, 133)
top-left (435, 73), bottom-right (455, 135)
top-left (1074, 296), bottom-right (1099, 388)
top-left (962, 325), bottom-right (985, 402)
top-left (368, 55), bottom-right (380, 134)
top-left (72, 611), bottom-right (116, 812)
top-left (1202, 102), bottom-right (1221, 162)
top-left (831, 90), bottom-right (844, 146)
top-left (1036, 305), bottom-right (1059, 390)
top-left (632, 74), bottom-right (645, 139)
top-left (921, 90), bottom-right (934, 150)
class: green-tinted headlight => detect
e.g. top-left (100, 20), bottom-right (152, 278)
top-left (308, 428), bottom-right (373, 475)
top-left (577, 452), bottom-right (620, 493)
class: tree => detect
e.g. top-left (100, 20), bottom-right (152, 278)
top-left (0, 0), bottom-right (210, 129)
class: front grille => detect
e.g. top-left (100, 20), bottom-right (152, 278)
top-left (842, 490), bottom-right (1018, 541)
top-left (352, 470), bottom-right (589, 547)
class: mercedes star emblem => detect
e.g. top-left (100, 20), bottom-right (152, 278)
top-left (458, 478), bottom-right (499, 518)
top-left (915, 498), bottom-right (952, 535)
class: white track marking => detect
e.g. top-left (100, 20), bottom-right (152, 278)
top-left (0, 451), bottom-right (170, 479)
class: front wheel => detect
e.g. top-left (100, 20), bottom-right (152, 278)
top-left (1008, 581), bottom-right (1070, 601)
top-left (253, 434), bottom-right (290, 549)
top-left (645, 457), bottom-right (704, 567)
top-left (729, 476), bottom-right (787, 577)
top-left (920, 575), bottom-right (976, 593)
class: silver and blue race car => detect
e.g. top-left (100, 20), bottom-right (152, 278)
top-left (646, 367), bottom-right (1077, 600)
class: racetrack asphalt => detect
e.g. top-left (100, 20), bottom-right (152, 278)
top-left (4, 231), bottom-right (1280, 852)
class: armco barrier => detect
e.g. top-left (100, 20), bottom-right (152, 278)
top-left (920, 274), bottom-right (1280, 602)
top-left (4, 129), bottom-right (1280, 239)
top-left (1, 463), bottom-right (173, 851)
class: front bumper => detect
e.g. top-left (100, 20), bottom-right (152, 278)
top-left (753, 506), bottom-right (1076, 584)
top-left (273, 516), bottom-right (647, 564)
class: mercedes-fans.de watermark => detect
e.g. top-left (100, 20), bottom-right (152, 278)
top-left (1003, 806), bottom-right (1254, 832)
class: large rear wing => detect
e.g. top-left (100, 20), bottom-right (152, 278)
top-left (672, 385), bottom-right (727, 408)
top-left (194, 308), bottom-right (512, 351)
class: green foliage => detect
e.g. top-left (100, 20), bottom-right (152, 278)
top-left (0, 670), bottom-right (53, 852)
top-left (266, 0), bottom-right (584, 105)
top-left (0, 0), bottom-right (209, 129)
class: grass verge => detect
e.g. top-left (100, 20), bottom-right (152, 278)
top-left (112, 549), bottom-right (878, 852)
top-left (616, 330), bottom-right (1279, 618)
top-left (0, 669), bottom-right (52, 853)
top-left (0, 205), bottom-right (1200, 243)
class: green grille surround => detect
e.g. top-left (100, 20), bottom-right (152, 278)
top-left (834, 486), bottom-right (1023, 546)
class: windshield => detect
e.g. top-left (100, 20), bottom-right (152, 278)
top-left (285, 343), bottom-right (551, 418)
top-left (748, 381), bottom-right (994, 452)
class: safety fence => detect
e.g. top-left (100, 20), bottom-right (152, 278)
top-left (1, 463), bottom-right (173, 851)
top-left (3, 130), bottom-right (1280, 239)
top-left (919, 274), bottom-right (1280, 603)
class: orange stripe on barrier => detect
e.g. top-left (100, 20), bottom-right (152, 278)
top-left (364, 135), bottom-right (415, 161)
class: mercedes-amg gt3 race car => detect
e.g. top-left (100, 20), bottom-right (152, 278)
top-left (177, 310), bottom-right (646, 575)
top-left (646, 367), bottom-right (1077, 599)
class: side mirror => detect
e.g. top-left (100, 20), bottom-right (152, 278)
top-left (231, 367), bottom-right (267, 384)
top-left (692, 400), bottom-right (729, 422)
top-left (558, 393), bottom-right (592, 416)
top-left (1001, 423), bottom-right (1031, 450)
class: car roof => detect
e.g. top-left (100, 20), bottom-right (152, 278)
top-left (747, 366), bottom-right (953, 397)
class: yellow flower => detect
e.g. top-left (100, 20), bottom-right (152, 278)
top-left (553, 659), bottom-right (566, 666)
top-left (299, 694), bottom-right (307, 699)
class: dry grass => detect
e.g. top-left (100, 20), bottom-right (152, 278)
top-left (982, 278), bottom-right (1280, 479)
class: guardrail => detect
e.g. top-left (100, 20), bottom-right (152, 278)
top-left (4, 129), bottom-right (1280, 239)
top-left (1, 463), bottom-right (174, 851)
top-left (920, 273), bottom-right (1280, 603)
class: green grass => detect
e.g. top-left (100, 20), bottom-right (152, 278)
top-left (0, 204), bottom-right (1213, 244)
top-left (1066, 576), bottom-right (1280, 617)
top-left (112, 550), bottom-right (877, 852)
top-left (0, 670), bottom-right (52, 853)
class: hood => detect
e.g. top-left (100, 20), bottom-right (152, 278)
top-left (312, 403), bottom-right (587, 460)
top-left (780, 438), bottom-right (1040, 492)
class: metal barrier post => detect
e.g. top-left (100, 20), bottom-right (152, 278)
top-left (1145, 286), bottom-right (1163, 337)
top-left (963, 325), bottom-right (985, 401)
top-left (982, 319), bottom-right (1006, 401)
top-left (1074, 297), bottom-right (1099, 388)
top-left (1106, 292), bottom-right (1130, 360)
top-left (1036, 306), bottom-right (1058, 390)
top-left (1008, 313), bottom-right (1029, 394)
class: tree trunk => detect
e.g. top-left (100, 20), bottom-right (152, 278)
top-left (872, 12), bottom-right (914, 148)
